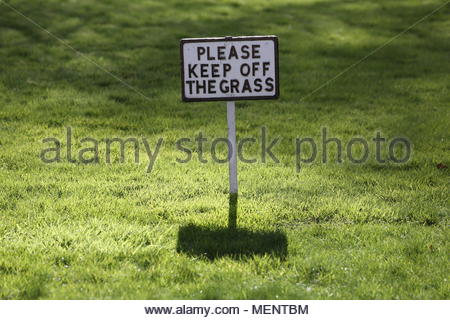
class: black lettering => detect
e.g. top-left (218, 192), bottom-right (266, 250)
top-left (240, 63), bottom-right (250, 76)
top-left (262, 62), bottom-right (270, 76)
top-left (220, 80), bottom-right (229, 93)
top-left (208, 80), bottom-right (216, 94)
top-left (200, 64), bottom-right (208, 77)
top-left (186, 80), bottom-right (195, 94)
top-left (265, 77), bottom-right (274, 92)
top-left (230, 79), bottom-right (239, 93)
top-left (197, 47), bottom-right (205, 60)
top-left (228, 46), bottom-right (238, 59)
top-left (252, 44), bottom-right (261, 58)
top-left (196, 80), bottom-right (207, 94)
top-left (242, 79), bottom-right (252, 93)
top-left (188, 64), bottom-right (198, 78)
top-left (211, 64), bottom-right (220, 77)
top-left (252, 62), bottom-right (260, 76)
top-left (241, 45), bottom-right (250, 59)
top-left (254, 78), bottom-right (262, 92)
top-left (206, 46), bottom-right (215, 60)
top-left (223, 64), bottom-right (231, 77)
top-left (217, 46), bottom-right (226, 60)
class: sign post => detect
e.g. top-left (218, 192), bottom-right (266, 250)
top-left (180, 35), bottom-right (279, 229)
top-left (227, 100), bottom-right (238, 228)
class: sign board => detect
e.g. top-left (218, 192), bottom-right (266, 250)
top-left (180, 36), bottom-right (279, 102)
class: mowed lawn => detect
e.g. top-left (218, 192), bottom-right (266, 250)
top-left (0, 0), bottom-right (449, 299)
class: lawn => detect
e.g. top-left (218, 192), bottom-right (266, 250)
top-left (0, 0), bottom-right (449, 299)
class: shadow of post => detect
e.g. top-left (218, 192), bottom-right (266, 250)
top-left (177, 224), bottom-right (288, 260)
top-left (228, 193), bottom-right (237, 229)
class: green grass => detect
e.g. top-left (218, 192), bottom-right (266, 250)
top-left (0, 0), bottom-right (449, 299)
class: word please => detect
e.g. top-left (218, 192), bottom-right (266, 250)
top-left (196, 44), bottom-right (261, 60)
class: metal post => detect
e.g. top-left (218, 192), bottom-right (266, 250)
top-left (227, 101), bottom-right (238, 229)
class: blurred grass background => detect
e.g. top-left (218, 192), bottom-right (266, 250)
top-left (0, 0), bottom-right (449, 299)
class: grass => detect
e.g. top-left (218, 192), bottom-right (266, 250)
top-left (0, 0), bottom-right (449, 299)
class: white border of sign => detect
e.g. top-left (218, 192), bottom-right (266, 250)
top-left (180, 35), bottom-right (279, 102)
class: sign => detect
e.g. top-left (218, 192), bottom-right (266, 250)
top-left (179, 35), bottom-right (280, 229)
top-left (180, 36), bottom-right (279, 102)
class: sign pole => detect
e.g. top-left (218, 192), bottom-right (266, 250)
top-left (227, 101), bottom-right (238, 229)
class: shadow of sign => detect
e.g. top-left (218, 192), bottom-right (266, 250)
top-left (177, 224), bottom-right (288, 260)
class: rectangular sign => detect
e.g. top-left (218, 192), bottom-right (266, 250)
top-left (180, 36), bottom-right (279, 102)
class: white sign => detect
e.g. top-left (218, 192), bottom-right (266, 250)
top-left (180, 36), bottom-right (279, 101)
